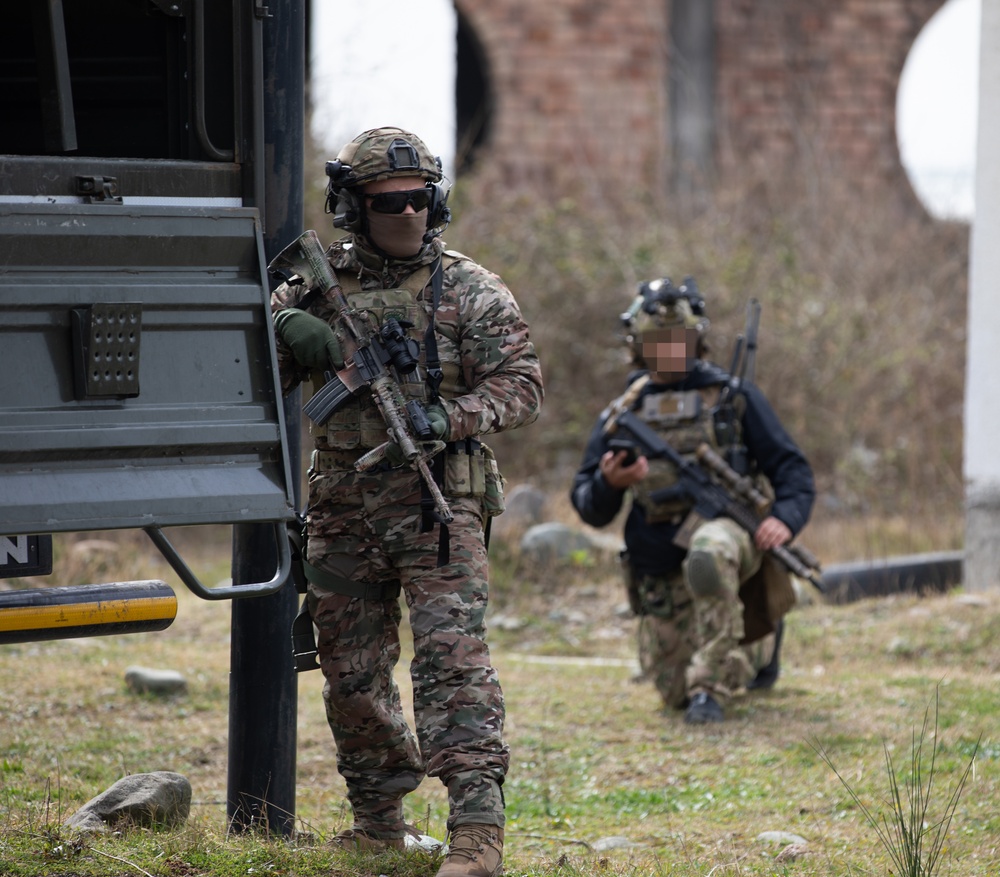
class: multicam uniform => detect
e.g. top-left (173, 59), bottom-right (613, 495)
top-left (271, 234), bottom-right (542, 838)
top-left (570, 362), bottom-right (814, 710)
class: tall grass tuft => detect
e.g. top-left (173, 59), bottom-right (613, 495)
top-left (815, 689), bottom-right (980, 877)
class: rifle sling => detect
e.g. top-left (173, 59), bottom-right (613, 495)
top-left (293, 281), bottom-right (324, 313)
top-left (418, 256), bottom-right (450, 565)
top-left (424, 256), bottom-right (444, 401)
top-left (420, 447), bottom-right (450, 566)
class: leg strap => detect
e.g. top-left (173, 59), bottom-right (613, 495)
top-left (303, 560), bottom-right (401, 601)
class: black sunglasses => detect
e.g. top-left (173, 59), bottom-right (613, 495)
top-left (366, 188), bottom-right (433, 215)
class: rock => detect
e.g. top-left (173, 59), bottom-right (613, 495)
top-left (887, 636), bottom-right (920, 657)
top-left (547, 608), bottom-right (588, 625)
top-left (125, 666), bottom-right (188, 695)
top-left (489, 483), bottom-right (549, 542)
top-left (405, 832), bottom-right (445, 853)
top-left (776, 842), bottom-right (809, 862)
top-left (503, 484), bottom-right (548, 525)
top-left (519, 522), bottom-right (594, 564)
top-left (66, 771), bottom-right (192, 834)
top-left (584, 530), bottom-right (626, 555)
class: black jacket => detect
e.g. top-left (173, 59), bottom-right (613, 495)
top-left (570, 364), bottom-right (816, 576)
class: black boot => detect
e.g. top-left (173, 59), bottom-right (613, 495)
top-left (748, 619), bottom-right (784, 690)
top-left (684, 691), bottom-right (723, 724)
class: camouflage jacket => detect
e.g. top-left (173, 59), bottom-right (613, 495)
top-left (270, 234), bottom-right (543, 448)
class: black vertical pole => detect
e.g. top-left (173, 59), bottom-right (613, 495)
top-left (228, 0), bottom-right (305, 837)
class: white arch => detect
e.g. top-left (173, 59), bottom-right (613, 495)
top-left (897, 0), bottom-right (979, 220)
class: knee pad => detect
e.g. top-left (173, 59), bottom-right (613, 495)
top-left (685, 549), bottom-right (723, 596)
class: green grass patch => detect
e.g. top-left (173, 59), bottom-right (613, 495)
top-left (3, 536), bottom-right (998, 875)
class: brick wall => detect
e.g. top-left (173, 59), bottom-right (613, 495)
top-left (455, 0), bottom-right (945, 205)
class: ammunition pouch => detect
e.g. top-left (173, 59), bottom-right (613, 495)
top-left (630, 389), bottom-right (720, 524)
top-left (739, 554), bottom-right (796, 644)
top-left (444, 438), bottom-right (485, 495)
top-left (444, 439), bottom-right (506, 517)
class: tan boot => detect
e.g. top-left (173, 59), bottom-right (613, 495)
top-left (331, 827), bottom-right (406, 852)
top-left (435, 824), bottom-right (504, 877)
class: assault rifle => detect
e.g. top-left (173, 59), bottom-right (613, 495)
top-left (714, 297), bottom-right (761, 474)
top-left (606, 408), bottom-right (824, 591)
top-left (268, 230), bottom-right (453, 523)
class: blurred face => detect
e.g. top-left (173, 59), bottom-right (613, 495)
top-left (362, 175), bottom-right (430, 258)
top-left (641, 327), bottom-right (700, 380)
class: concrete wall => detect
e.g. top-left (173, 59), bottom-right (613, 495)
top-left (963, 0), bottom-right (1000, 590)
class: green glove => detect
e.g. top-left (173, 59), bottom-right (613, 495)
top-left (384, 442), bottom-right (408, 467)
top-left (425, 404), bottom-right (450, 441)
top-left (273, 309), bottom-right (344, 371)
top-left (382, 405), bottom-right (449, 467)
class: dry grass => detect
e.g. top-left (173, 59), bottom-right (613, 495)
top-left (1, 527), bottom-right (998, 875)
top-left (0, 133), bottom-right (977, 874)
top-left (298, 137), bottom-right (972, 561)
top-left (437, 161), bottom-right (968, 547)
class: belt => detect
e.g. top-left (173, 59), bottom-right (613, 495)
top-left (311, 447), bottom-right (398, 472)
top-left (313, 439), bottom-right (480, 471)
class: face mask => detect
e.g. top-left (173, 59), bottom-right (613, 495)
top-left (366, 209), bottom-right (429, 258)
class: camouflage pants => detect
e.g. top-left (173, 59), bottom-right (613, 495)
top-left (634, 517), bottom-right (776, 709)
top-left (305, 466), bottom-right (507, 837)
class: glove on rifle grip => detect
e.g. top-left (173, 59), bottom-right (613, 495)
top-left (274, 309), bottom-right (344, 371)
top-left (425, 404), bottom-right (450, 441)
top-left (380, 404), bottom-right (450, 466)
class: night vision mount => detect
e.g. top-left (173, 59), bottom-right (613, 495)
top-left (620, 275), bottom-right (705, 328)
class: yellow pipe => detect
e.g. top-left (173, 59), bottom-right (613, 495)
top-left (0, 581), bottom-right (177, 643)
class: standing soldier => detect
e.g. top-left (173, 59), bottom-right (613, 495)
top-left (270, 127), bottom-right (543, 877)
top-left (570, 278), bottom-right (815, 724)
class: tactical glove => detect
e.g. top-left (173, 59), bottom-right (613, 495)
top-left (383, 442), bottom-right (409, 468)
top-left (424, 404), bottom-right (450, 442)
top-left (273, 309), bottom-right (344, 371)
top-left (383, 404), bottom-right (450, 467)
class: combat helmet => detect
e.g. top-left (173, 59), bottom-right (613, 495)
top-left (621, 276), bottom-right (710, 366)
top-left (324, 126), bottom-right (451, 236)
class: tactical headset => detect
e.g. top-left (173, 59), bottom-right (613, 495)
top-left (324, 136), bottom-right (451, 239)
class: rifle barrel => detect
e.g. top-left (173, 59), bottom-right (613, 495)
top-left (743, 298), bottom-right (761, 385)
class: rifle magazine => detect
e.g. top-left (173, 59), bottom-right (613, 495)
top-left (672, 510), bottom-right (706, 550)
top-left (303, 373), bottom-right (354, 425)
